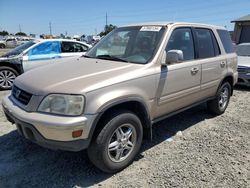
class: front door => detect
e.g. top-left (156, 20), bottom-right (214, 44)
top-left (22, 41), bottom-right (61, 72)
top-left (154, 27), bottom-right (202, 118)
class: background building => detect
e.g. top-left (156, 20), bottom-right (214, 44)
top-left (232, 14), bottom-right (250, 44)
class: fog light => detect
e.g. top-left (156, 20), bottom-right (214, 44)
top-left (72, 130), bottom-right (83, 138)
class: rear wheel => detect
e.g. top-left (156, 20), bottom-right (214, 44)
top-left (0, 66), bottom-right (19, 90)
top-left (207, 82), bottom-right (231, 115)
top-left (87, 110), bottom-right (143, 173)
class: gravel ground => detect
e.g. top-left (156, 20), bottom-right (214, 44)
top-left (0, 86), bottom-right (249, 188)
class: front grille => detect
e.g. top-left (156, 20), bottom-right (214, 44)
top-left (12, 86), bottom-right (32, 105)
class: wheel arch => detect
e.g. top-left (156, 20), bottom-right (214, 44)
top-left (0, 62), bottom-right (22, 74)
top-left (220, 74), bottom-right (234, 96)
top-left (88, 98), bottom-right (152, 144)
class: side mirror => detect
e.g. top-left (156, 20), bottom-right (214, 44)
top-left (162, 50), bottom-right (183, 66)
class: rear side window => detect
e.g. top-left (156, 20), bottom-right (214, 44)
top-left (217, 29), bottom-right (234, 53)
top-left (61, 42), bottom-right (88, 53)
top-left (194, 28), bottom-right (218, 58)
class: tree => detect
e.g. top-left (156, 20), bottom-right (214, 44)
top-left (15, 32), bottom-right (27, 36)
top-left (99, 24), bottom-right (117, 37)
top-left (0, 30), bottom-right (9, 36)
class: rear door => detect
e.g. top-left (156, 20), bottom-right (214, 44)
top-left (60, 41), bottom-right (89, 58)
top-left (155, 27), bottom-right (202, 117)
top-left (193, 28), bottom-right (227, 99)
top-left (22, 41), bottom-right (61, 72)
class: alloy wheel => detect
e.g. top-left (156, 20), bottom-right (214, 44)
top-left (0, 70), bottom-right (16, 89)
top-left (218, 86), bottom-right (229, 110)
top-left (108, 124), bottom-right (137, 163)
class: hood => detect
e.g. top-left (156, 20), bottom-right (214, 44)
top-left (15, 57), bottom-right (145, 95)
top-left (238, 56), bottom-right (250, 67)
top-left (0, 54), bottom-right (21, 63)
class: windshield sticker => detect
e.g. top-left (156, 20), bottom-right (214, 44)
top-left (140, 26), bottom-right (162, 32)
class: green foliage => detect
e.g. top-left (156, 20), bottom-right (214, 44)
top-left (15, 32), bottom-right (27, 36)
top-left (99, 24), bottom-right (117, 37)
top-left (0, 30), bottom-right (9, 36)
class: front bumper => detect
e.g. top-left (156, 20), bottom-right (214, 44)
top-left (237, 72), bottom-right (250, 86)
top-left (2, 95), bottom-right (97, 151)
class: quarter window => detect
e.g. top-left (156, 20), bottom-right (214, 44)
top-left (217, 29), bottom-right (234, 53)
top-left (61, 42), bottom-right (88, 53)
top-left (166, 28), bottom-right (195, 61)
top-left (194, 28), bottom-right (218, 58)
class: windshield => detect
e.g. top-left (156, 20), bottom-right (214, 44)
top-left (86, 26), bottom-right (166, 64)
top-left (2, 41), bottom-right (36, 57)
top-left (236, 44), bottom-right (250, 56)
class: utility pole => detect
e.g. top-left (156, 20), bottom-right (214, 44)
top-left (105, 12), bottom-right (108, 31)
top-left (49, 22), bottom-right (52, 35)
top-left (19, 24), bottom-right (21, 32)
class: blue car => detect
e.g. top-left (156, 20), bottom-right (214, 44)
top-left (0, 39), bottom-right (92, 89)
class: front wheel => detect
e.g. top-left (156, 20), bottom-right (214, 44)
top-left (87, 110), bottom-right (143, 173)
top-left (207, 82), bottom-right (231, 115)
top-left (0, 43), bottom-right (6, 48)
top-left (0, 66), bottom-right (19, 90)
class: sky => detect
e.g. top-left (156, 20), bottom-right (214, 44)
top-left (0, 0), bottom-right (250, 37)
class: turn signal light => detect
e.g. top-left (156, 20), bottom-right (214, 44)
top-left (72, 130), bottom-right (83, 138)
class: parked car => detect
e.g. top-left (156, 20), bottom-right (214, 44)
top-left (0, 37), bottom-right (27, 48)
top-left (236, 43), bottom-right (250, 86)
top-left (2, 22), bottom-right (237, 173)
top-left (0, 39), bottom-right (6, 48)
top-left (0, 39), bottom-right (92, 89)
top-left (81, 35), bottom-right (101, 45)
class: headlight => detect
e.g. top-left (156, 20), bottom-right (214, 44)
top-left (38, 94), bottom-right (84, 116)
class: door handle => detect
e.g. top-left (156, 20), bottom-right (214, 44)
top-left (220, 61), bottom-right (226, 68)
top-left (191, 67), bottom-right (199, 75)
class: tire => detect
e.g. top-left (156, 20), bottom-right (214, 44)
top-left (0, 43), bottom-right (5, 48)
top-left (87, 110), bottom-right (143, 173)
top-left (207, 82), bottom-right (231, 115)
top-left (0, 66), bottom-right (19, 90)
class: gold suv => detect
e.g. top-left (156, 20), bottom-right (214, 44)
top-left (3, 22), bottom-right (238, 173)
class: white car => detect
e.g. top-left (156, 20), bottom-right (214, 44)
top-left (236, 43), bottom-right (250, 86)
top-left (0, 39), bottom-right (92, 89)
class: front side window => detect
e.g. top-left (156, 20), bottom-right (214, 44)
top-left (28, 41), bottom-right (60, 56)
top-left (86, 26), bottom-right (166, 64)
top-left (166, 28), bottom-right (195, 61)
top-left (6, 38), bottom-right (15, 42)
top-left (61, 42), bottom-right (88, 53)
top-left (194, 28), bottom-right (216, 58)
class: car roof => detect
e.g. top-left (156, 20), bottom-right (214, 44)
top-left (122, 22), bottom-right (226, 30)
top-left (34, 39), bottom-right (86, 42)
top-left (32, 39), bottom-right (91, 46)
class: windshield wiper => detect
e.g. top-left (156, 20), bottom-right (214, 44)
top-left (96, 55), bottom-right (129, 62)
top-left (82, 55), bottom-right (93, 58)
